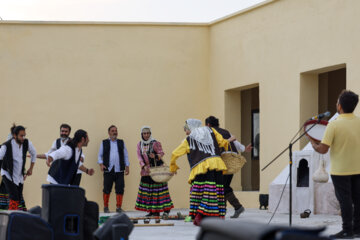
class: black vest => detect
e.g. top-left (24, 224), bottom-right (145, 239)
top-left (56, 138), bottom-right (61, 149)
top-left (1, 139), bottom-right (29, 179)
top-left (214, 127), bottom-right (238, 153)
top-left (48, 144), bottom-right (81, 185)
top-left (186, 128), bottom-right (221, 169)
top-left (55, 138), bottom-right (70, 150)
top-left (102, 139), bottom-right (125, 171)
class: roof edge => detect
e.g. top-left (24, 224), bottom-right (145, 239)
top-left (0, 20), bottom-right (209, 27)
top-left (209, 0), bottom-right (277, 25)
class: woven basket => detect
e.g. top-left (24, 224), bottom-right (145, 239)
top-left (149, 164), bottom-right (173, 183)
top-left (221, 145), bottom-right (247, 175)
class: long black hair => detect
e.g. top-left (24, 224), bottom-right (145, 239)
top-left (67, 129), bottom-right (87, 148)
top-left (13, 125), bottom-right (25, 136)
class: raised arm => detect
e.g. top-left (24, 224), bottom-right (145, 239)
top-left (46, 146), bottom-right (72, 167)
top-left (170, 139), bottom-right (189, 173)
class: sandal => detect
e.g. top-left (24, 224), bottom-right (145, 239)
top-left (300, 209), bottom-right (311, 218)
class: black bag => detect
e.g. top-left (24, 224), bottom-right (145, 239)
top-left (84, 200), bottom-right (99, 240)
top-left (41, 184), bottom-right (85, 240)
top-left (94, 213), bottom-right (134, 240)
top-left (0, 211), bottom-right (53, 240)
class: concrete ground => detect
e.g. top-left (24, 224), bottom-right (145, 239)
top-left (101, 208), bottom-right (360, 240)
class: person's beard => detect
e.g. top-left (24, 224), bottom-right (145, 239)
top-left (60, 134), bottom-right (69, 139)
top-left (15, 137), bottom-right (23, 145)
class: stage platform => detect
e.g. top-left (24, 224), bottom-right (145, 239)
top-left (100, 208), bottom-right (352, 240)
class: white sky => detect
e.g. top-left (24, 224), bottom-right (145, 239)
top-left (0, 0), bottom-right (265, 23)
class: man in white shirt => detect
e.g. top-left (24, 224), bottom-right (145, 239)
top-left (46, 129), bottom-right (94, 185)
top-left (98, 125), bottom-right (130, 213)
top-left (0, 125), bottom-right (36, 211)
top-left (37, 124), bottom-right (84, 185)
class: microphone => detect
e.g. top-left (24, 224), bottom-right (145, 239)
top-left (310, 111), bottom-right (331, 120)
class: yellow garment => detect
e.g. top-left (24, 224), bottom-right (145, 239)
top-left (321, 113), bottom-right (360, 175)
top-left (170, 128), bottom-right (229, 183)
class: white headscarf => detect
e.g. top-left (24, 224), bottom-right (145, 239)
top-left (140, 126), bottom-right (154, 153)
top-left (186, 119), bottom-right (216, 155)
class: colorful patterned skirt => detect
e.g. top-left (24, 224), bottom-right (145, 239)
top-left (0, 179), bottom-right (27, 211)
top-left (0, 180), bottom-right (8, 210)
top-left (189, 170), bottom-right (225, 219)
top-left (135, 176), bottom-right (174, 213)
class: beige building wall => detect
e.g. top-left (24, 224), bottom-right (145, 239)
top-left (209, 0), bottom-right (360, 207)
top-left (1, 0), bottom-right (360, 210)
top-left (0, 22), bottom-right (210, 210)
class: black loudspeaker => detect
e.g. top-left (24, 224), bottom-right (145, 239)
top-left (84, 200), bottom-right (99, 240)
top-left (197, 218), bottom-right (331, 240)
top-left (29, 205), bottom-right (42, 216)
top-left (112, 224), bottom-right (129, 240)
top-left (0, 211), bottom-right (53, 240)
top-left (41, 184), bottom-right (85, 240)
top-left (93, 213), bottom-right (134, 240)
top-left (259, 194), bottom-right (269, 210)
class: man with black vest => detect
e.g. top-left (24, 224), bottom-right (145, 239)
top-left (37, 124), bottom-right (84, 185)
top-left (205, 116), bottom-right (252, 218)
top-left (0, 125), bottom-right (37, 210)
top-left (98, 125), bottom-right (129, 213)
top-left (46, 129), bottom-right (94, 185)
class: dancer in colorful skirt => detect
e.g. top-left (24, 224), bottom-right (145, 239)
top-left (135, 126), bottom-right (174, 217)
top-left (170, 119), bottom-right (234, 226)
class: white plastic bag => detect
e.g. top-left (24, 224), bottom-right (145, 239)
top-left (313, 155), bottom-right (329, 183)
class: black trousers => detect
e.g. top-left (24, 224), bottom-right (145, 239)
top-left (224, 174), bottom-right (234, 195)
top-left (331, 174), bottom-right (360, 232)
top-left (71, 174), bottom-right (82, 186)
top-left (3, 176), bottom-right (24, 202)
top-left (103, 168), bottom-right (125, 194)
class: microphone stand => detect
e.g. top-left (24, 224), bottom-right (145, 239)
top-left (261, 119), bottom-right (321, 226)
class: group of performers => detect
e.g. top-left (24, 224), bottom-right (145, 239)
top-left (0, 116), bottom-right (250, 227)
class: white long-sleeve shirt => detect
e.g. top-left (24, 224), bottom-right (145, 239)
top-left (46, 138), bottom-right (84, 174)
top-left (46, 145), bottom-right (83, 184)
top-left (46, 138), bottom-right (70, 155)
top-left (234, 140), bottom-right (246, 153)
top-left (0, 139), bottom-right (37, 186)
top-left (97, 139), bottom-right (129, 172)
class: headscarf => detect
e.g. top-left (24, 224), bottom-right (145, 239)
top-left (185, 118), bottom-right (216, 155)
top-left (140, 126), bottom-right (154, 154)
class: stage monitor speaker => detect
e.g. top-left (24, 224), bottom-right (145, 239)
top-left (29, 205), bottom-right (42, 216)
top-left (93, 213), bottom-right (134, 240)
top-left (84, 200), bottom-right (99, 240)
top-left (41, 184), bottom-right (85, 240)
top-left (197, 218), bottom-right (331, 240)
top-left (0, 210), bottom-right (53, 240)
top-left (112, 224), bottom-right (129, 240)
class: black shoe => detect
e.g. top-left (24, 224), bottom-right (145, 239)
top-left (153, 212), bottom-right (160, 217)
top-left (230, 206), bottom-right (245, 219)
top-left (116, 208), bottom-right (123, 213)
top-left (145, 212), bottom-right (153, 217)
top-left (329, 230), bottom-right (354, 239)
top-left (103, 207), bottom-right (110, 213)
